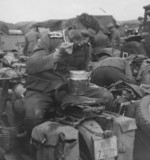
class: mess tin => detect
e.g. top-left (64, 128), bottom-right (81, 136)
top-left (68, 70), bottom-right (90, 95)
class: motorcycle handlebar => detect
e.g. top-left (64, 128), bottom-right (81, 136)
top-left (0, 74), bottom-right (27, 81)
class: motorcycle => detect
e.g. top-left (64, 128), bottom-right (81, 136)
top-left (2, 51), bottom-right (28, 77)
top-left (26, 83), bottom-right (137, 160)
top-left (0, 63), bottom-right (139, 160)
top-left (107, 80), bottom-right (143, 117)
top-left (0, 75), bottom-right (26, 160)
top-left (0, 76), bottom-right (120, 160)
top-left (126, 54), bottom-right (148, 84)
top-left (107, 80), bottom-right (150, 160)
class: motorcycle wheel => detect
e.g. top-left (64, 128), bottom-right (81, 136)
top-left (136, 95), bottom-right (150, 136)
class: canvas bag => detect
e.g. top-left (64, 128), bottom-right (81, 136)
top-left (112, 114), bottom-right (137, 160)
top-left (31, 121), bottom-right (79, 160)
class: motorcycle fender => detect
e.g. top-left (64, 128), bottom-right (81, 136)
top-left (78, 119), bottom-right (103, 159)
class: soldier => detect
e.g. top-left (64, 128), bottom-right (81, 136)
top-left (92, 28), bottom-right (111, 61)
top-left (137, 16), bottom-right (144, 34)
top-left (23, 26), bottom-right (41, 56)
top-left (91, 37), bottom-right (136, 87)
top-left (107, 22), bottom-right (121, 53)
top-left (16, 13), bottom-right (114, 133)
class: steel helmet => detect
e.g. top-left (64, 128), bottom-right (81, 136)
top-left (138, 16), bottom-right (144, 21)
top-left (107, 23), bottom-right (114, 28)
top-left (116, 22), bottom-right (121, 27)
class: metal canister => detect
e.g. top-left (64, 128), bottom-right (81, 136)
top-left (68, 70), bottom-right (90, 95)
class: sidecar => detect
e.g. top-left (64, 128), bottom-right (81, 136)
top-left (31, 94), bottom-right (137, 160)
top-left (0, 77), bottom-right (137, 160)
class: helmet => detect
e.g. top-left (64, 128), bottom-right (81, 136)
top-left (99, 48), bottom-right (112, 57)
top-left (116, 22), bottom-right (121, 27)
top-left (107, 23), bottom-right (114, 28)
top-left (138, 16), bottom-right (143, 21)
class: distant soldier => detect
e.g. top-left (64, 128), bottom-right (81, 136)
top-left (138, 16), bottom-right (144, 34)
top-left (23, 26), bottom-right (41, 56)
top-left (91, 34), bottom-right (136, 87)
top-left (107, 23), bottom-right (121, 52)
top-left (92, 28), bottom-right (111, 61)
top-left (91, 56), bottom-right (136, 87)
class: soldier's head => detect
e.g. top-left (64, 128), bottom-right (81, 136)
top-left (107, 23), bottom-right (115, 32)
top-left (116, 22), bottom-right (121, 29)
top-left (138, 16), bottom-right (144, 21)
top-left (76, 13), bottom-right (100, 37)
top-left (68, 29), bottom-right (84, 43)
top-left (67, 28), bottom-right (89, 51)
top-left (92, 32), bottom-right (112, 61)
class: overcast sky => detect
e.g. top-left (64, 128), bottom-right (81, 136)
top-left (0, 0), bottom-right (150, 23)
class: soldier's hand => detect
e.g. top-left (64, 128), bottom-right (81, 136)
top-left (58, 42), bottom-right (73, 55)
top-left (52, 42), bottom-right (73, 60)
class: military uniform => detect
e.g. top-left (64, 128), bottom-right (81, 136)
top-left (23, 29), bottom-right (41, 56)
top-left (110, 28), bottom-right (121, 51)
top-left (20, 30), bottom-right (113, 131)
top-left (91, 57), bottom-right (136, 87)
top-left (92, 31), bottom-right (111, 61)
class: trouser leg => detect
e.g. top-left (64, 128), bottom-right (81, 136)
top-left (22, 90), bottom-right (55, 132)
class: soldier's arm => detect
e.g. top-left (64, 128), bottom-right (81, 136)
top-left (136, 60), bottom-right (147, 81)
top-left (136, 67), bottom-right (144, 82)
top-left (26, 33), bottom-right (63, 74)
top-left (37, 32), bottom-right (42, 39)
top-left (124, 60), bottom-right (136, 83)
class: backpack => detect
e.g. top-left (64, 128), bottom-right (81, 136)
top-left (31, 121), bottom-right (79, 160)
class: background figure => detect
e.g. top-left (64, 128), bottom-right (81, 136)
top-left (91, 28), bottom-right (111, 61)
top-left (107, 22), bottom-right (121, 53)
top-left (91, 37), bottom-right (136, 87)
top-left (91, 56), bottom-right (136, 87)
top-left (137, 16), bottom-right (144, 34)
top-left (23, 26), bottom-right (41, 56)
